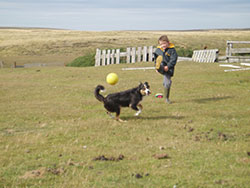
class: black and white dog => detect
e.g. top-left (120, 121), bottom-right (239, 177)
top-left (95, 82), bottom-right (151, 122)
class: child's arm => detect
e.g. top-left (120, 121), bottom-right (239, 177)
top-left (167, 48), bottom-right (178, 69)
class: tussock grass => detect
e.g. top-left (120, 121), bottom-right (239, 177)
top-left (0, 61), bottom-right (249, 187)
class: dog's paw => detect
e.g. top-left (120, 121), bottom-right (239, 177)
top-left (106, 111), bottom-right (114, 119)
top-left (117, 118), bottom-right (127, 123)
top-left (134, 112), bottom-right (141, 116)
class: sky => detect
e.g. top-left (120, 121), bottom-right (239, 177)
top-left (0, 0), bottom-right (250, 31)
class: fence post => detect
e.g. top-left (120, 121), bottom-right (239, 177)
top-left (226, 41), bottom-right (232, 63)
top-left (116, 49), bottom-right (120, 64)
top-left (131, 47), bottom-right (136, 63)
top-left (143, 46), bottom-right (147, 62)
top-left (229, 43), bottom-right (233, 57)
top-left (137, 47), bottom-right (142, 62)
top-left (107, 50), bottom-right (111, 65)
top-left (148, 46), bottom-right (153, 62)
top-left (95, 48), bottom-right (101, 66)
top-left (111, 49), bottom-right (115, 64)
top-left (126, 47), bottom-right (131, 63)
top-left (102, 50), bottom-right (106, 66)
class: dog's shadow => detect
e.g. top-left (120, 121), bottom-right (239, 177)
top-left (192, 96), bottom-right (233, 104)
top-left (122, 115), bottom-right (185, 121)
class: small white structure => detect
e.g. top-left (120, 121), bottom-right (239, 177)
top-left (192, 49), bottom-right (219, 63)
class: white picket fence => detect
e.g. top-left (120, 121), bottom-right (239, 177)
top-left (95, 46), bottom-right (155, 66)
top-left (192, 49), bottom-right (219, 63)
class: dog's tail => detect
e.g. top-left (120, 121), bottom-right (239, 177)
top-left (95, 85), bottom-right (105, 102)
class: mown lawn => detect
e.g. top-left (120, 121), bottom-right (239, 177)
top-left (0, 61), bottom-right (249, 187)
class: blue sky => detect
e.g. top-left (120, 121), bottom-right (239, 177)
top-left (0, 0), bottom-right (250, 31)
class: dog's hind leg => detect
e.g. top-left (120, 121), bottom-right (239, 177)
top-left (115, 108), bottom-right (126, 122)
top-left (116, 115), bottom-right (126, 122)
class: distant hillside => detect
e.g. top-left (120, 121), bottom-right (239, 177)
top-left (1, 27), bottom-right (250, 67)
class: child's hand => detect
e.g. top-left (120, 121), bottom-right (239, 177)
top-left (160, 44), bottom-right (165, 49)
top-left (164, 66), bottom-right (169, 72)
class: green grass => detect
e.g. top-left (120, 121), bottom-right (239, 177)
top-left (0, 62), bottom-right (250, 187)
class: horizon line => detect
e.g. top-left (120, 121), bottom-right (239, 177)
top-left (1, 26), bottom-right (250, 32)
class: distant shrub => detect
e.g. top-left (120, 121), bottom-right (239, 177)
top-left (66, 53), bottom-right (95, 67)
top-left (175, 47), bottom-right (193, 57)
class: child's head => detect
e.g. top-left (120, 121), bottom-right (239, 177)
top-left (158, 35), bottom-right (169, 50)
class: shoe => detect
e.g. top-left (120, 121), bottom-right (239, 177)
top-left (165, 98), bottom-right (172, 104)
top-left (164, 88), bottom-right (171, 104)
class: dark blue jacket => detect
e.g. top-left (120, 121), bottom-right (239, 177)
top-left (154, 43), bottom-right (178, 77)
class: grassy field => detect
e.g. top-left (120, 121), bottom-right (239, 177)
top-left (1, 28), bottom-right (250, 67)
top-left (0, 60), bottom-right (250, 187)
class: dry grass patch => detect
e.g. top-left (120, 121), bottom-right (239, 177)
top-left (1, 28), bottom-right (250, 67)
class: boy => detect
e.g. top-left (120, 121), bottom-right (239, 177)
top-left (154, 35), bottom-right (178, 104)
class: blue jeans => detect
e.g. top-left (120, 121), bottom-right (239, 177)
top-left (163, 74), bottom-right (172, 89)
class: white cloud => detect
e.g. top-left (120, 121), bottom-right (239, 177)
top-left (0, 0), bottom-right (250, 30)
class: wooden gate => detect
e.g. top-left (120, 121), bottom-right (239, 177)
top-left (226, 41), bottom-right (250, 63)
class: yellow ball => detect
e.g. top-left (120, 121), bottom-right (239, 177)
top-left (106, 73), bottom-right (118, 85)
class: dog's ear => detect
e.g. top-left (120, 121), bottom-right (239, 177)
top-left (137, 82), bottom-right (143, 90)
top-left (144, 82), bottom-right (150, 89)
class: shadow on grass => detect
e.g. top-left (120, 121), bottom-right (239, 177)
top-left (192, 96), bottom-right (233, 104)
top-left (122, 115), bottom-right (185, 121)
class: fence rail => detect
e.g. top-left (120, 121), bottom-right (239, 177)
top-left (226, 41), bottom-right (250, 62)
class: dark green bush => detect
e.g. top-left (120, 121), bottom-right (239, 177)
top-left (175, 47), bottom-right (193, 57)
top-left (66, 53), bottom-right (95, 67)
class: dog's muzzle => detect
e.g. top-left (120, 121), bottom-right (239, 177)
top-left (145, 88), bottom-right (151, 96)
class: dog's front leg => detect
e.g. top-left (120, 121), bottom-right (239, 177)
top-left (132, 104), bottom-right (143, 116)
top-left (135, 104), bottom-right (143, 116)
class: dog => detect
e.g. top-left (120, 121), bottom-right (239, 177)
top-left (94, 82), bottom-right (151, 122)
